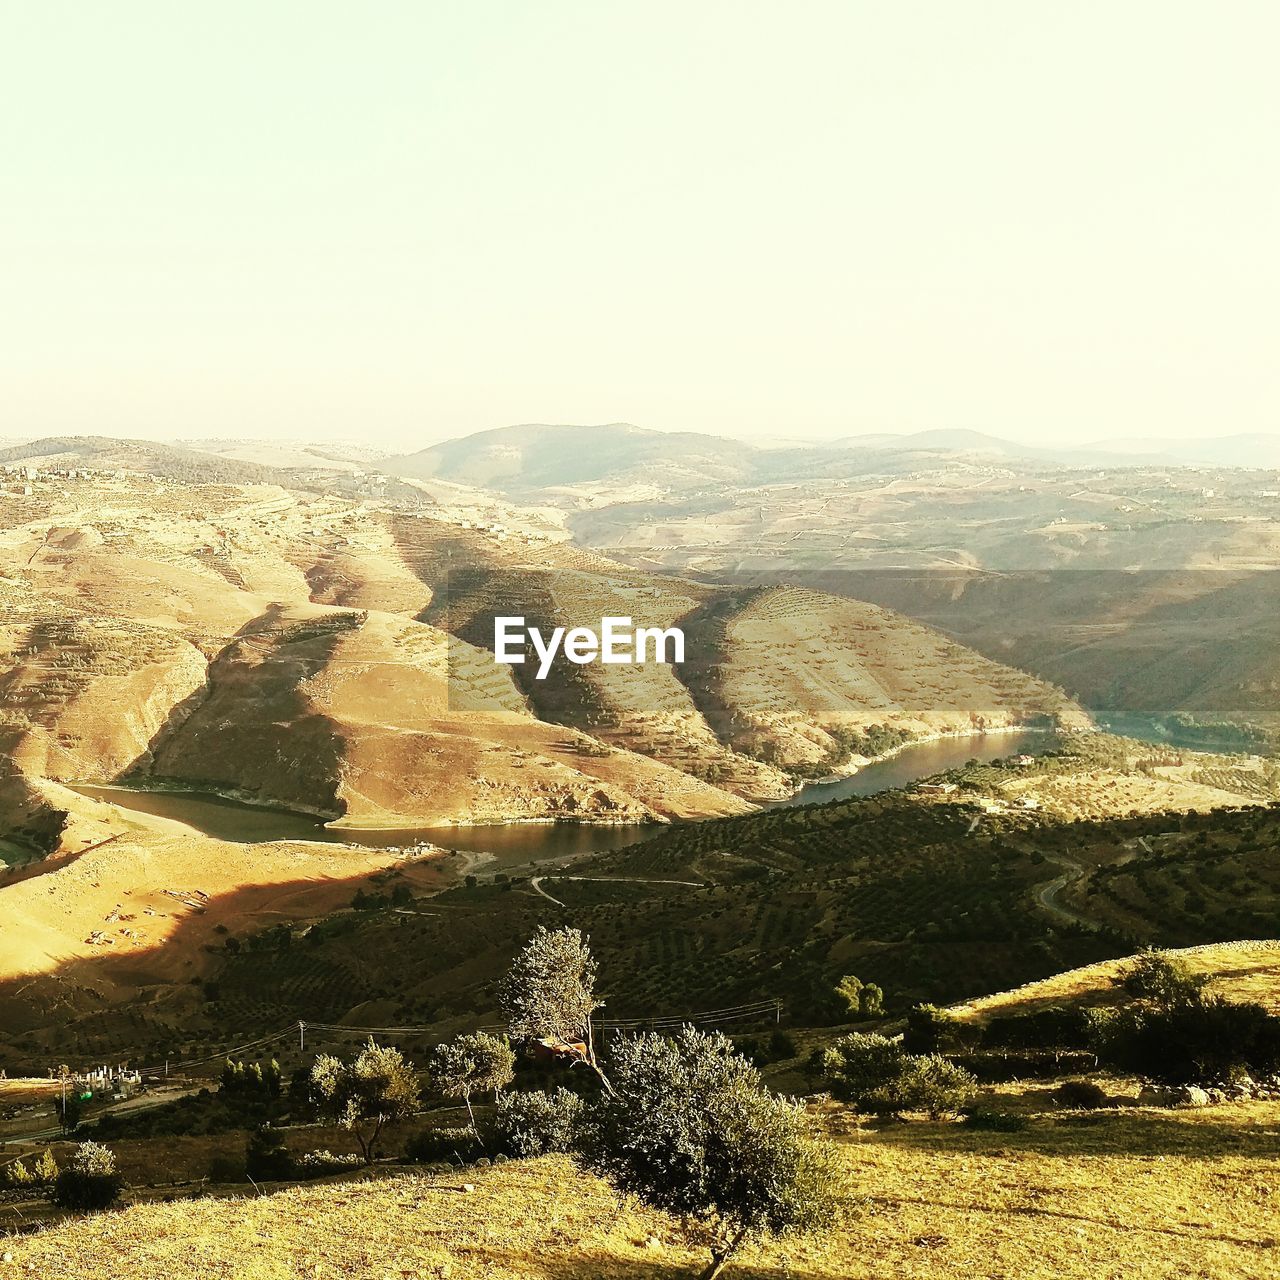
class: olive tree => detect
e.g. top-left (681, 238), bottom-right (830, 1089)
top-left (585, 1026), bottom-right (838, 1280)
top-left (430, 1031), bottom-right (516, 1142)
top-left (1116, 949), bottom-right (1213, 1009)
top-left (499, 927), bottom-right (614, 1095)
top-left (50, 1142), bottom-right (122, 1212)
top-left (310, 1039), bottom-right (419, 1163)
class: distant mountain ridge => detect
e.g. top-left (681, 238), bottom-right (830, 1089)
top-left (385, 423), bottom-right (1280, 496)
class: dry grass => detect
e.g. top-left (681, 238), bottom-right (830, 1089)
top-left (951, 940), bottom-right (1280, 1022)
top-left (6, 1101), bottom-right (1280, 1280)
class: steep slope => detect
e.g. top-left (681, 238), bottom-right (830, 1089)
top-left (681, 585), bottom-right (1089, 771)
top-left (0, 471), bottom-right (1088, 831)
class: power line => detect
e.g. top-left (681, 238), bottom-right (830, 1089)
top-left (113, 997), bottom-right (785, 1079)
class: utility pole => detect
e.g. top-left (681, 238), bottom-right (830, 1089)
top-left (298, 1021), bottom-right (306, 1053)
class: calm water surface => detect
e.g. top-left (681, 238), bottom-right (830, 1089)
top-left (784, 728), bottom-right (1062, 806)
top-left (68, 785), bottom-right (658, 867)
top-left (71, 729), bottom-right (1065, 861)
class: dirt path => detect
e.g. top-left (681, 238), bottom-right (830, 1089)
top-left (529, 874), bottom-right (705, 909)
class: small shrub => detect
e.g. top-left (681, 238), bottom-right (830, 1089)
top-left (490, 1088), bottom-right (585, 1158)
top-left (405, 1126), bottom-right (483, 1165)
top-left (768, 1029), bottom-right (798, 1061)
top-left (293, 1150), bottom-right (363, 1179)
top-left (1116, 950), bottom-right (1213, 1009)
top-left (33, 1149), bottom-right (59, 1185)
top-left (1054, 1078), bottom-right (1110, 1109)
top-left (892, 1054), bottom-right (978, 1118)
top-left (815, 1032), bottom-right (906, 1105)
top-left (903, 1004), bottom-right (966, 1054)
top-left (50, 1142), bottom-right (123, 1212)
top-left (3, 1159), bottom-right (34, 1188)
top-left (206, 1154), bottom-right (244, 1183)
top-left (816, 1033), bottom-right (976, 1116)
top-left (245, 1126), bottom-right (293, 1181)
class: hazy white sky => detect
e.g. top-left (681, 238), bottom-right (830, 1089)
top-left (3, 2), bottom-right (1276, 448)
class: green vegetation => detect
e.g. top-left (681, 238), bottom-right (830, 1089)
top-left (50, 1142), bottom-right (122, 1213)
top-left (585, 1026), bottom-right (839, 1280)
top-left (498, 926), bottom-right (613, 1093)
top-left (490, 1087), bottom-right (585, 1158)
top-left (811, 1033), bottom-right (977, 1117)
top-left (429, 1031), bottom-right (515, 1142)
top-left (834, 974), bottom-right (885, 1019)
top-left (309, 1040), bottom-right (420, 1163)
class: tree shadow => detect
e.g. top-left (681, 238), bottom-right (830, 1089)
top-left (846, 1102), bottom-right (1280, 1160)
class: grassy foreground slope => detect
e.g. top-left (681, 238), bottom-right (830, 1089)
top-left (10, 1112), bottom-right (1280, 1280)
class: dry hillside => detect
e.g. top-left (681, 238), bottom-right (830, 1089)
top-left (0, 471), bottom-right (1082, 839)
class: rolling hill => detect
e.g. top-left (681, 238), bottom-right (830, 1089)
top-left (0, 469), bottom-right (1082, 843)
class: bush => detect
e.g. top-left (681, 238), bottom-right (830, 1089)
top-left (3, 1159), bottom-right (34, 1188)
top-left (206, 1154), bottom-right (244, 1183)
top-left (292, 1150), bottom-right (363, 1179)
top-left (891, 1054), bottom-right (978, 1118)
top-left (245, 1126), bottom-right (293, 1181)
top-left (33, 1150), bottom-right (59, 1185)
top-left (815, 1033), bottom-right (977, 1116)
top-left (1115, 950), bottom-right (1213, 1009)
top-left (1054, 1078), bottom-right (1110, 1109)
top-left (490, 1088), bottom-right (585, 1158)
top-left (768, 1029), bottom-right (798, 1061)
top-left (405, 1126), bottom-right (483, 1165)
top-left (50, 1142), bottom-right (123, 1212)
top-left (814, 1032), bottom-right (906, 1105)
top-left (903, 1004), bottom-right (967, 1054)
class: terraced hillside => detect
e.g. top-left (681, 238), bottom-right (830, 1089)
top-left (0, 471), bottom-right (1081, 838)
top-left (7, 738), bottom-right (1260, 1065)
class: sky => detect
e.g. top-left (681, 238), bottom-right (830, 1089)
top-left (2, 2), bottom-right (1277, 450)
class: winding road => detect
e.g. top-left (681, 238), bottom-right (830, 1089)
top-left (529, 874), bottom-right (705, 908)
top-left (1033, 852), bottom-right (1100, 931)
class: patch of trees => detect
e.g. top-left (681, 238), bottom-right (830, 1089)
top-left (1093, 952), bottom-right (1280, 1084)
top-left (351, 884), bottom-right (414, 911)
top-left (407, 927), bottom-right (839, 1280)
top-left (833, 974), bottom-right (885, 1020)
top-left (958, 952), bottom-right (1280, 1087)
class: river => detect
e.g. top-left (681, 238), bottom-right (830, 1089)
top-left (69, 728), bottom-right (1063, 864)
top-left (782, 727), bottom-right (1062, 806)
top-left (66, 784), bottom-right (660, 869)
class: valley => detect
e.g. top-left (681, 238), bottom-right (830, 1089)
top-left (0, 430), bottom-right (1277, 1280)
